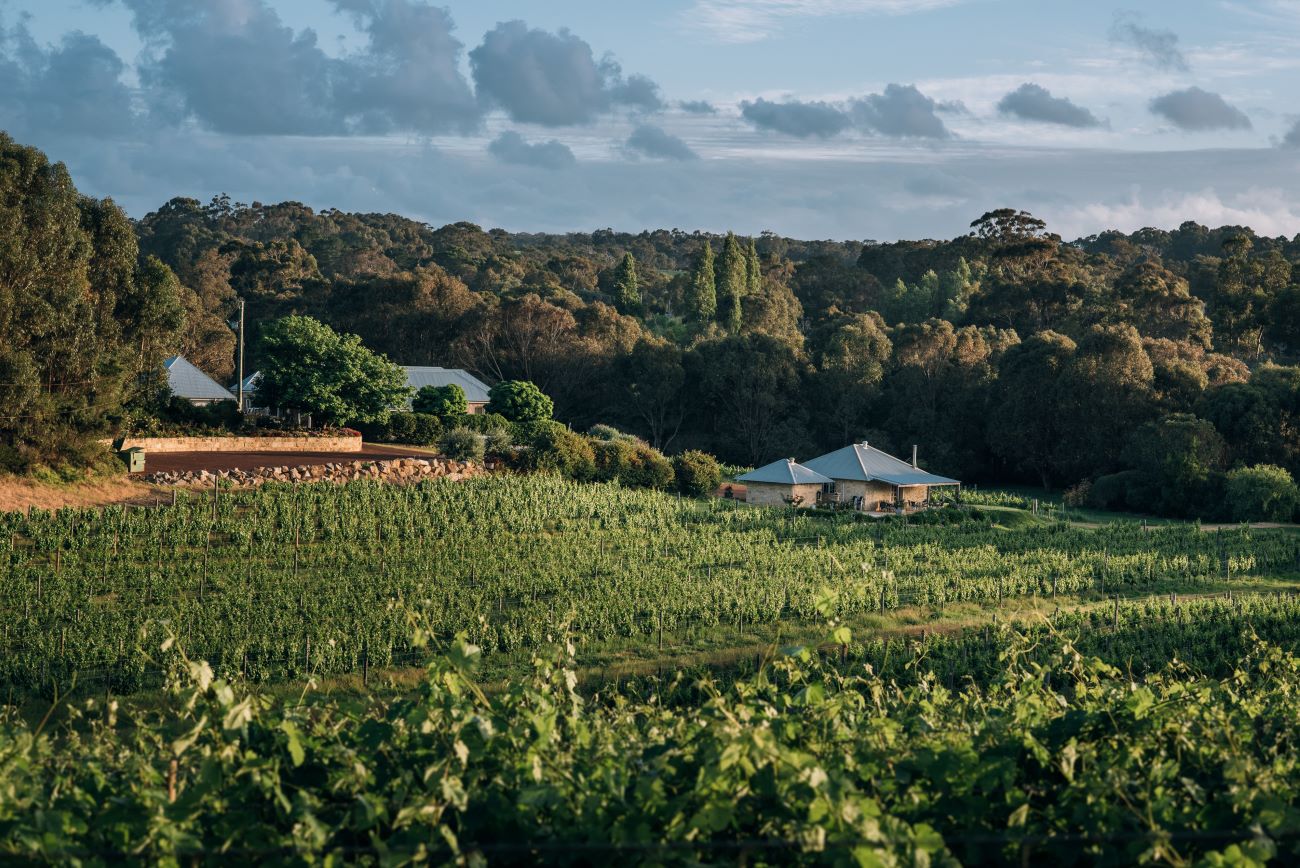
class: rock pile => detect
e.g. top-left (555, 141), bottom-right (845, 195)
top-left (144, 457), bottom-right (483, 488)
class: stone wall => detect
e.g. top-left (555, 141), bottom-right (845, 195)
top-left (745, 482), bottom-right (822, 508)
top-left (900, 484), bottom-right (930, 505)
top-left (119, 434), bottom-right (363, 454)
top-left (833, 480), bottom-right (897, 511)
top-left (144, 456), bottom-right (481, 488)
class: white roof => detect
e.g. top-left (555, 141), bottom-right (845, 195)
top-left (737, 458), bottom-right (833, 486)
top-left (402, 367), bottom-right (491, 404)
top-left (229, 371), bottom-right (260, 393)
top-left (164, 356), bottom-right (236, 403)
top-left (803, 443), bottom-right (959, 487)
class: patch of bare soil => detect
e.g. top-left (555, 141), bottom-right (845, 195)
top-left (0, 476), bottom-right (166, 513)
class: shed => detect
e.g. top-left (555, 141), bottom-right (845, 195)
top-left (402, 367), bottom-right (492, 413)
top-left (736, 459), bottom-right (833, 508)
top-left (163, 356), bottom-right (236, 407)
top-left (803, 442), bottom-right (959, 511)
top-left (228, 371), bottom-right (264, 412)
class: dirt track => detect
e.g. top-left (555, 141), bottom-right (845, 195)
top-left (132, 443), bottom-right (439, 475)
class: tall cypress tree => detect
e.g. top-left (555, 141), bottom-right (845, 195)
top-left (717, 232), bottom-right (747, 333)
top-left (687, 240), bottom-right (716, 321)
top-left (613, 252), bottom-right (640, 310)
top-left (745, 237), bottom-right (762, 296)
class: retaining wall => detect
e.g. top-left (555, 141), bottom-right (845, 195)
top-left (118, 434), bottom-right (362, 454)
top-left (144, 456), bottom-right (481, 488)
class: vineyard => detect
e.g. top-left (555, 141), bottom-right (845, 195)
top-left (4, 605), bottom-right (1300, 864)
top-left (3, 474), bottom-right (1300, 697)
top-left (8, 475), bottom-right (1300, 863)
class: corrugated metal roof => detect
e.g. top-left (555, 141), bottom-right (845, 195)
top-left (229, 371), bottom-right (260, 393)
top-left (164, 356), bottom-right (236, 403)
top-left (403, 367), bottom-right (491, 404)
top-left (803, 443), bottom-right (959, 487)
top-left (737, 458), bottom-right (833, 486)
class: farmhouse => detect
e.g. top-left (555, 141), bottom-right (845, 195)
top-left (803, 442), bottom-right (960, 512)
top-left (163, 356), bottom-right (236, 407)
top-left (736, 459), bottom-right (833, 508)
top-left (402, 367), bottom-right (492, 414)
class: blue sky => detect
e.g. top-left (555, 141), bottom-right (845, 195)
top-left (2, 0), bottom-right (1299, 240)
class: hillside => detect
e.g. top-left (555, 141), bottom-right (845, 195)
top-left (131, 196), bottom-right (1300, 517)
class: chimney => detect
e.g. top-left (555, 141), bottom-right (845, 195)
top-left (912, 445), bottom-right (918, 469)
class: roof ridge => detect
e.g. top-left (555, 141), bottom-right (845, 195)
top-left (854, 443), bottom-right (871, 480)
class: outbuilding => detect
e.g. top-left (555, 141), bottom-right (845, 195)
top-left (802, 442), bottom-right (960, 512)
top-left (402, 367), bottom-right (492, 414)
top-left (163, 356), bottom-right (236, 407)
top-left (736, 459), bottom-right (833, 508)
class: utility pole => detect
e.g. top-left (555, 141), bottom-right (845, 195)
top-left (236, 298), bottom-right (245, 414)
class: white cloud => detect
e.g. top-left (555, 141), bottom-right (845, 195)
top-left (1049, 188), bottom-right (1300, 238)
top-left (686, 0), bottom-right (967, 43)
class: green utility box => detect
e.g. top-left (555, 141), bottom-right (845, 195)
top-left (121, 447), bottom-right (146, 473)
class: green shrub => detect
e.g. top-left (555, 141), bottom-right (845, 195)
top-left (1225, 464), bottom-right (1300, 522)
top-left (511, 419), bottom-right (564, 448)
top-left (525, 425), bottom-right (595, 481)
top-left (593, 439), bottom-right (638, 482)
top-left (413, 384), bottom-right (467, 420)
top-left (624, 443), bottom-right (675, 490)
top-left (482, 427), bottom-right (513, 457)
top-left (452, 412), bottom-right (512, 435)
top-left (487, 380), bottom-right (553, 423)
top-left (674, 450), bottom-right (722, 497)
top-left (588, 424), bottom-right (641, 443)
top-left (588, 423), bottom-right (624, 441)
top-left (356, 412), bottom-right (442, 445)
top-left (439, 427), bottom-right (485, 462)
top-left (1087, 471), bottom-right (1146, 512)
top-left (393, 413), bottom-right (443, 445)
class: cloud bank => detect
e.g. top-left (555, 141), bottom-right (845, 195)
top-left (488, 131), bottom-right (577, 169)
top-left (1149, 87), bottom-right (1251, 131)
top-left (2, 0), bottom-right (1297, 243)
top-left (740, 84), bottom-right (950, 139)
top-left (470, 21), bottom-right (660, 126)
top-left (850, 84), bottom-right (950, 138)
top-left (0, 24), bottom-right (138, 138)
top-left (625, 124), bottom-right (698, 160)
top-left (740, 97), bottom-right (852, 137)
top-left (1281, 119), bottom-right (1300, 149)
top-left (997, 83), bottom-right (1102, 128)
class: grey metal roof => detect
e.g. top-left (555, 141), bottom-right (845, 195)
top-left (164, 356), bottom-right (236, 403)
top-left (737, 458), bottom-right (833, 486)
top-left (403, 367), bottom-right (491, 404)
top-left (229, 371), bottom-right (260, 393)
top-left (803, 443), bottom-right (960, 487)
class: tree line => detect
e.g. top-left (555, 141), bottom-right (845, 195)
top-left (5, 132), bottom-right (1300, 517)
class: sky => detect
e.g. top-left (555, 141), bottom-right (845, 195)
top-left (2, 0), bottom-right (1299, 241)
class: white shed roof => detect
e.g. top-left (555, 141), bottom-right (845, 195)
top-left (164, 356), bottom-right (236, 403)
top-left (229, 371), bottom-right (261, 393)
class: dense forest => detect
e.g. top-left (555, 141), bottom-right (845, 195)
top-left (6, 132), bottom-right (1300, 516)
top-left (134, 190), bottom-right (1300, 508)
